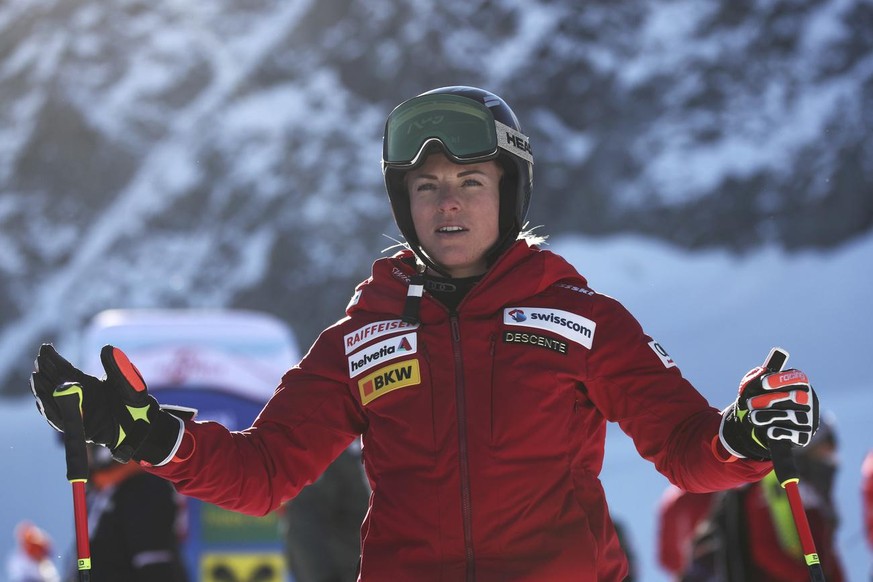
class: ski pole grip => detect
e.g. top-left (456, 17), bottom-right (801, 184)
top-left (54, 382), bottom-right (90, 482)
top-left (769, 439), bottom-right (798, 484)
top-left (761, 347), bottom-right (797, 483)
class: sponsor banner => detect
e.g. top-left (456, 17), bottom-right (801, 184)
top-left (503, 307), bottom-right (596, 349)
top-left (348, 332), bottom-right (417, 377)
top-left (201, 552), bottom-right (284, 582)
top-left (648, 340), bottom-right (676, 369)
top-left (358, 359), bottom-right (421, 405)
top-left (200, 503), bottom-right (280, 544)
top-left (344, 319), bottom-right (419, 354)
top-left (503, 331), bottom-right (568, 355)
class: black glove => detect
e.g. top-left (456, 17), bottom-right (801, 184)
top-left (30, 344), bottom-right (192, 465)
top-left (719, 365), bottom-right (819, 461)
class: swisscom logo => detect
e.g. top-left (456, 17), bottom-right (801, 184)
top-left (507, 309), bottom-right (527, 322)
top-left (347, 332), bottom-right (417, 377)
top-left (503, 307), bottom-right (596, 349)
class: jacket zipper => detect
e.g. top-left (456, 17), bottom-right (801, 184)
top-left (451, 314), bottom-right (476, 581)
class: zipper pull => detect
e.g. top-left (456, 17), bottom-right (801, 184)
top-left (401, 273), bottom-right (424, 324)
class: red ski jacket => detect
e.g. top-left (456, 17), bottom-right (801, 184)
top-left (150, 241), bottom-right (770, 581)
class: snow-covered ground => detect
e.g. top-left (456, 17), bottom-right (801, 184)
top-left (2, 230), bottom-right (871, 580)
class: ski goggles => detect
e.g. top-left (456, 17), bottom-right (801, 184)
top-left (382, 94), bottom-right (533, 169)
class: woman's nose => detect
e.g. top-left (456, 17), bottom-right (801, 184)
top-left (436, 187), bottom-right (461, 211)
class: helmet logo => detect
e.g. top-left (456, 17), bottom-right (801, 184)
top-left (505, 132), bottom-right (532, 155)
top-left (495, 121), bottom-right (533, 164)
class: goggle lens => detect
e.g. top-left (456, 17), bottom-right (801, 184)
top-left (383, 94), bottom-right (499, 166)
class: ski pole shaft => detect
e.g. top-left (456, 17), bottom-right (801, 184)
top-left (762, 348), bottom-right (825, 582)
top-left (54, 383), bottom-right (92, 582)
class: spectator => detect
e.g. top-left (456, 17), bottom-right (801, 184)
top-left (281, 441), bottom-right (369, 582)
top-left (863, 449), bottom-right (873, 577)
top-left (657, 485), bottom-right (715, 578)
top-left (6, 521), bottom-right (60, 582)
top-left (682, 416), bottom-right (845, 581)
top-left (67, 444), bottom-right (189, 582)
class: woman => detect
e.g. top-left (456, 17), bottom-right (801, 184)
top-left (31, 86), bottom-right (818, 581)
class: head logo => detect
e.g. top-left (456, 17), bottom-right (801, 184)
top-left (505, 131), bottom-right (532, 155)
top-left (508, 309), bottom-right (527, 322)
top-left (358, 359), bottom-right (421, 405)
top-left (496, 121), bottom-right (534, 164)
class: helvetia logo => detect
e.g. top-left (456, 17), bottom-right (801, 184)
top-left (359, 359), bottom-right (421, 405)
top-left (503, 307), bottom-right (596, 349)
top-left (347, 332), bottom-right (417, 377)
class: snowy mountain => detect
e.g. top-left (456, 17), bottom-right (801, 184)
top-left (0, 0), bottom-right (871, 398)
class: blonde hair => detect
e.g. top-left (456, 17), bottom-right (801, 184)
top-left (519, 224), bottom-right (548, 246)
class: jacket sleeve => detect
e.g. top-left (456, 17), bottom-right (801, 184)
top-left (147, 326), bottom-right (367, 516)
top-left (584, 295), bottom-right (770, 492)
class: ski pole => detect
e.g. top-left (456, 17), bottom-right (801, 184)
top-left (762, 347), bottom-right (825, 582)
top-left (54, 382), bottom-right (92, 582)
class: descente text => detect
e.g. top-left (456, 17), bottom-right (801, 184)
top-left (503, 331), bottom-right (568, 354)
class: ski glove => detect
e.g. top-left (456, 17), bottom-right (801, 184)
top-left (30, 344), bottom-right (193, 466)
top-left (719, 365), bottom-right (819, 461)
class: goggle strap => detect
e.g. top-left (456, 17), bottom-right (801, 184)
top-left (495, 120), bottom-right (533, 164)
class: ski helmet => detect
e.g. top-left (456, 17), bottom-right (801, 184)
top-left (382, 86), bottom-right (533, 274)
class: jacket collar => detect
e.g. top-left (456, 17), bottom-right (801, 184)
top-left (348, 241), bottom-right (588, 323)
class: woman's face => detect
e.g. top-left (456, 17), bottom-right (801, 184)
top-left (407, 152), bottom-right (502, 278)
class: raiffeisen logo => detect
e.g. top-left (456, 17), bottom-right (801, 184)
top-left (508, 309), bottom-right (527, 322)
top-left (347, 332), bottom-right (417, 377)
top-left (344, 319), bottom-right (419, 354)
top-left (503, 307), bottom-right (597, 349)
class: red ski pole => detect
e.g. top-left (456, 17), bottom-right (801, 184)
top-left (762, 347), bottom-right (826, 582)
top-left (54, 382), bottom-right (92, 582)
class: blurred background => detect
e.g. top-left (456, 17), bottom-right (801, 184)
top-left (1, 0), bottom-right (871, 580)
